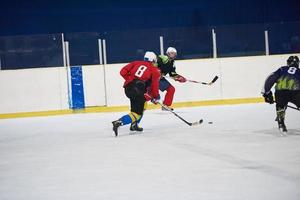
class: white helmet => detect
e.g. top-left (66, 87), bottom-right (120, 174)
top-left (166, 47), bottom-right (177, 59)
top-left (144, 51), bottom-right (157, 62)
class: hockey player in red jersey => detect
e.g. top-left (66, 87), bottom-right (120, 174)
top-left (112, 51), bottom-right (161, 136)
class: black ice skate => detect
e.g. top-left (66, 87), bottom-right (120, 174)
top-left (130, 121), bottom-right (143, 132)
top-left (112, 120), bottom-right (122, 137)
top-left (278, 119), bottom-right (287, 133)
top-left (276, 109), bottom-right (287, 134)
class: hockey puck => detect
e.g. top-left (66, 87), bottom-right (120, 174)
top-left (208, 121), bottom-right (213, 124)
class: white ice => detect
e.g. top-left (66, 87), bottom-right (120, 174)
top-left (0, 103), bottom-right (299, 200)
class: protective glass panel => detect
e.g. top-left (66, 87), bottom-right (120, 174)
top-left (0, 34), bottom-right (63, 69)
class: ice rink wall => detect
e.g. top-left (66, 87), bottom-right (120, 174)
top-left (0, 54), bottom-right (299, 116)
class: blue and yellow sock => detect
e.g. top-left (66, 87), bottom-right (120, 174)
top-left (119, 112), bottom-right (141, 125)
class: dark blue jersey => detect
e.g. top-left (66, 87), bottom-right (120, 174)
top-left (262, 66), bottom-right (300, 94)
top-left (156, 55), bottom-right (178, 77)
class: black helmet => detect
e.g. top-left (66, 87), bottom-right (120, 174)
top-left (287, 56), bottom-right (299, 68)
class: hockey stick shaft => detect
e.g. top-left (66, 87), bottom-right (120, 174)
top-left (287, 105), bottom-right (300, 111)
top-left (166, 75), bottom-right (218, 85)
top-left (187, 75), bottom-right (219, 85)
top-left (145, 93), bottom-right (202, 126)
top-left (158, 102), bottom-right (204, 126)
top-left (158, 102), bottom-right (193, 126)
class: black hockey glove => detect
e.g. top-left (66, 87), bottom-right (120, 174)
top-left (151, 94), bottom-right (160, 105)
top-left (263, 91), bottom-right (274, 104)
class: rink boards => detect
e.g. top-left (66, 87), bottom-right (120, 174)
top-left (0, 54), bottom-right (299, 118)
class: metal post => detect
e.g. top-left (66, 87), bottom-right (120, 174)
top-left (65, 42), bottom-right (72, 108)
top-left (160, 36), bottom-right (164, 55)
top-left (102, 39), bottom-right (107, 65)
top-left (66, 64), bottom-right (72, 109)
top-left (98, 39), bottom-right (103, 65)
top-left (62, 33), bottom-right (66, 67)
top-left (101, 39), bottom-right (108, 106)
top-left (64, 41), bottom-right (70, 66)
top-left (265, 30), bottom-right (269, 56)
top-left (212, 29), bottom-right (217, 58)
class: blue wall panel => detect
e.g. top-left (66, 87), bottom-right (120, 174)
top-left (70, 66), bottom-right (85, 109)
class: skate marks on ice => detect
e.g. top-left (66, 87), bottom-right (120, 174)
top-left (287, 129), bottom-right (300, 136)
top-left (253, 128), bottom-right (300, 137)
top-left (174, 142), bottom-right (300, 183)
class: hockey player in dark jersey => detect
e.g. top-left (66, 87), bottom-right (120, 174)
top-left (112, 51), bottom-right (161, 136)
top-left (262, 55), bottom-right (300, 132)
top-left (156, 47), bottom-right (186, 110)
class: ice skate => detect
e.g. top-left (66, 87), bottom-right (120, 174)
top-left (130, 121), bottom-right (143, 132)
top-left (276, 109), bottom-right (287, 135)
top-left (278, 119), bottom-right (287, 134)
top-left (112, 120), bottom-right (122, 137)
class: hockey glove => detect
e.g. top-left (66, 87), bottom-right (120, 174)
top-left (174, 75), bottom-right (187, 83)
top-left (151, 95), bottom-right (160, 105)
top-left (144, 93), bottom-right (152, 101)
top-left (144, 93), bottom-right (160, 104)
top-left (263, 91), bottom-right (274, 104)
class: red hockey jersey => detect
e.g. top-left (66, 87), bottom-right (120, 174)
top-left (120, 61), bottom-right (160, 98)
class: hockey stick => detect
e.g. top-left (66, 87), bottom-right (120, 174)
top-left (187, 76), bottom-right (219, 85)
top-left (287, 105), bottom-right (300, 111)
top-left (158, 102), bottom-right (203, 126)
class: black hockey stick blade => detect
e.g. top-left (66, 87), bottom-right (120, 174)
top-left (189, 119), bottom-right (204, 126)
top-left (211, 76), bottom-right (219, 83)
top-left (202, 76), bottom-right (219, 85)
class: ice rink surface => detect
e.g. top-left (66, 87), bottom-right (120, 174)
top-left (0, 103), bottom-right (299, 200)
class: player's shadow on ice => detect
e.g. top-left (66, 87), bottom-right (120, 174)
top-left (254, 128), bottom-right (300, 136)
top-left (286, 129), bottom-right (300, 136)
